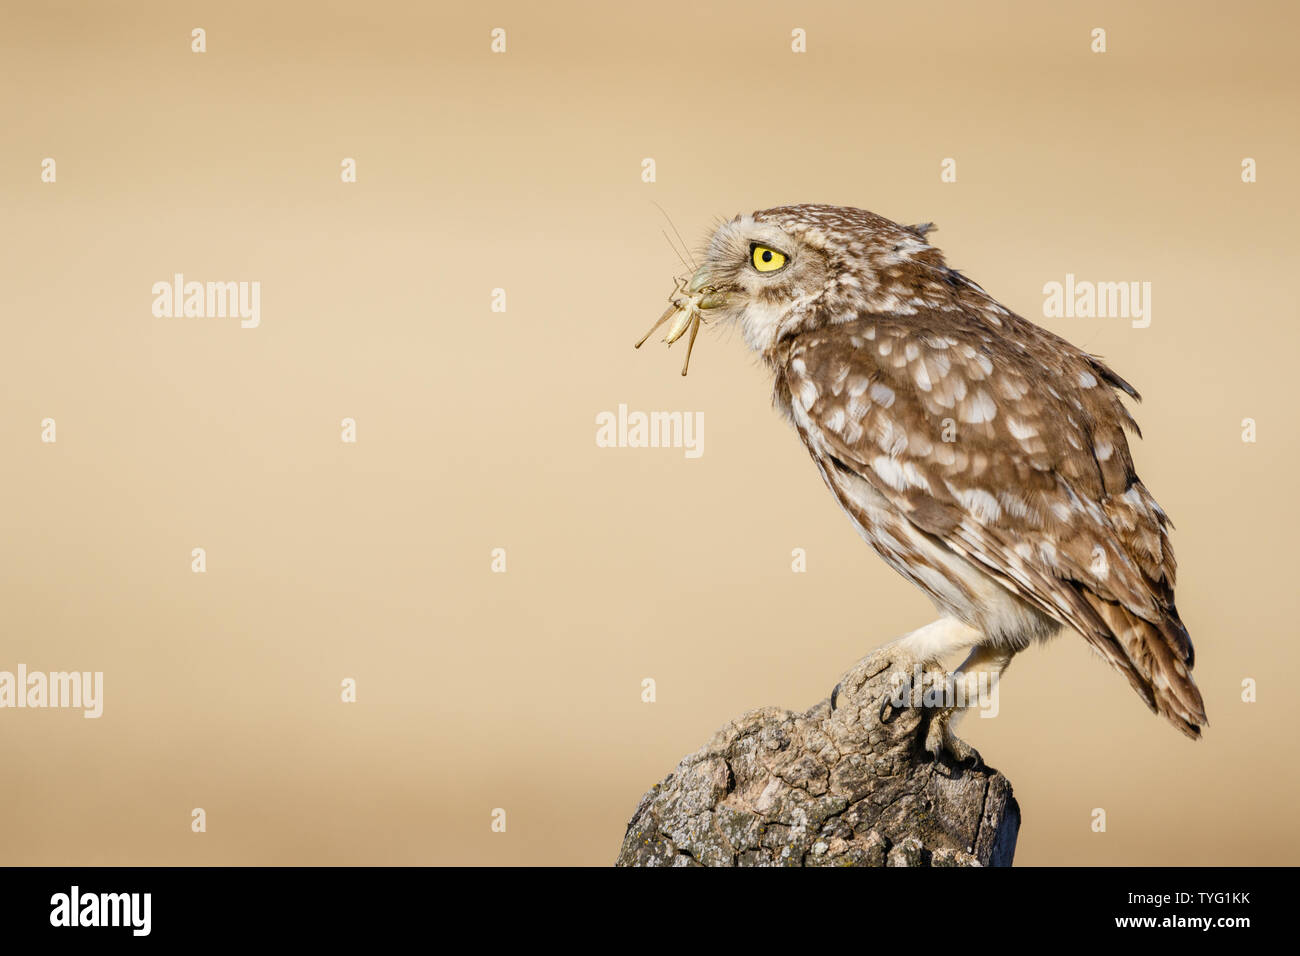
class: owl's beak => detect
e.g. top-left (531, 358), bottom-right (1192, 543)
top-left (687, 268), bottom-right (730, 310)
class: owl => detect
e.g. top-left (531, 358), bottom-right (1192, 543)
top-left (637, 203), bottom-right (1206, 759)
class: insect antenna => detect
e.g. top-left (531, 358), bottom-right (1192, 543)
top-left (651, 201), bottom-right (698, 270)
top-left (661, 230), bottom-right (693, 272)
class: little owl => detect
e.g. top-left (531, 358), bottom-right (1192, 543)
top-left (637, 203), bottom-right (1206, 759)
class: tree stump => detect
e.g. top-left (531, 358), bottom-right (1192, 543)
top-left (617, 644), bottom-right (1020, 866)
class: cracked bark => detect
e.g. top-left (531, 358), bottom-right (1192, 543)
top-left (616, 644), bottom-right (1020, 867)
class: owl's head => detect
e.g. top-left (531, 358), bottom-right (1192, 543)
top-left (638, 204), bottom-right (939, 375)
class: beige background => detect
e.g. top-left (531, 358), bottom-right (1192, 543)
top-left (1, 0), bottom-right (1296, 865)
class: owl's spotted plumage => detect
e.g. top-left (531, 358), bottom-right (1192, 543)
top-left (643, 203), bottom-right (1206, 747)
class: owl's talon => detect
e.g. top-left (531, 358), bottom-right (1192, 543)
top-left (924, 706), bottom-right (982, 769)
top-left (879, 695), bottom-right (897, 723)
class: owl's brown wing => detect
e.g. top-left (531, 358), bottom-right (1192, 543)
top-left (781, 310), bottom-right (1206, 736)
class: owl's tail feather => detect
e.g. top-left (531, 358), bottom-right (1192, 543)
top-left (1080, 595), bottom-right (1207, 739)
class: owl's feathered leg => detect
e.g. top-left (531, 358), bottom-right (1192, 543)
top-left (925, 643), bottom-right (1018, 765)
top-left (832, 617), bottom-right (983, 712)
top-left (831, 619), bottom-right (1013, 765)
top-left (870, 619), bottom-right (1013, 766)
top-left (891, 617), bottom-right (983, 663)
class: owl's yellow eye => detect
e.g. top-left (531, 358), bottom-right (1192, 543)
top-left (751, 245), bottom-right (787, 273)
